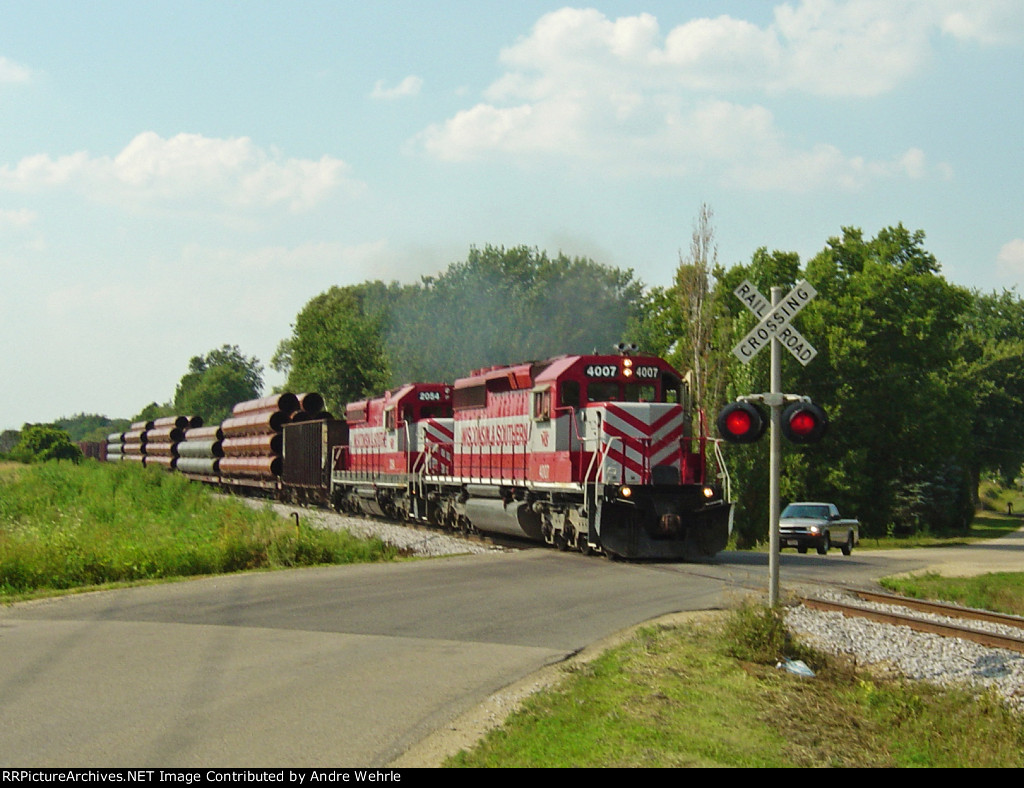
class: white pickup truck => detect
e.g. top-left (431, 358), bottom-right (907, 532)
top-left (779, 502), bottom-right (859, 556)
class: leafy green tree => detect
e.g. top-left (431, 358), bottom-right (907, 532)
top-left (794, 225), bottom-right (973, 536)
top-left (276, 285), bottom-right (390, 415)
top-left (953, 289), bottom-right (1024, 492)
top-left (276, 247), bottom-right (648, 413)
top-left (173, 345), bottom-right (264, 425)
top-left (134, 402), bottom-right (175, 424)
top-left (11, 424), bottom-right (82, 463)
top-left (54, 413), bottom-right (131, 443)
top-left (388, 245), bottom-right (646, 384)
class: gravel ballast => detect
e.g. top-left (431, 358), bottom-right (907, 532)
top-left (786, 589), bottom-right (1024, 714)
top-left (260, 501), bottom-right (509, 557)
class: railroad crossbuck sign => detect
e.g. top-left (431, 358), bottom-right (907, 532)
top-left (732, 279), bottom-right (818, 366)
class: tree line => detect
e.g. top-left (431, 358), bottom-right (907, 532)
top-left (267, 229), bottom-right (1022, 542)
top-left (10, 220), bottom-right (1022, 543)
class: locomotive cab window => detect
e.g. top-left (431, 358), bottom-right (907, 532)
top-left (624, 383), bottom-right (656, 402)
top-left (661, 372), bottom-right (683, 404)
top-left (532, 388), bottom-right (551, 421)
top-left (587, 382), bottom-right (619, 402)
top-left (559, 380), bottom-right (580, 410)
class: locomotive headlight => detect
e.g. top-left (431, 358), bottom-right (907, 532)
top-left (619, 485), bottom-right (633, 499)
top-left (702, 486), bottom-right (716, 499)
top-left (622, 358), bottom-right (633, 377)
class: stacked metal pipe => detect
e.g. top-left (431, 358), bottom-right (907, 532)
top-left (218, 393), bottom-right (326, 479)
top-left (105, 431), bottom-right (125, 462)
top-left (122, 420), bottom-right (151, 464)
top-left (176, 423), bottom-right (223, 476)
top-left (142, 415), bottom-right (203, 470)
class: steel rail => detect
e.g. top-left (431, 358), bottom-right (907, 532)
top-left (802, 593), bottom-right (1024, 655)
top-left (850, 589), bottom-right (1024, 631)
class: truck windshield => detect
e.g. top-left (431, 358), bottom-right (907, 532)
top-left (782, 504), bottom-right (830, 519)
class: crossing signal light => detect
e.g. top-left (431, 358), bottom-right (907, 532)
top-left (716, 402), bottom-right (767, 444)
top-left (781, 401), bottom-right (828, 444)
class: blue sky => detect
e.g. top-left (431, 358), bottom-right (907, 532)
top-left (1, 1), bottom-right (1021, 430)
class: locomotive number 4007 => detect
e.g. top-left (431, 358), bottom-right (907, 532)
top-left (585, 364), bottom-right (659, 379)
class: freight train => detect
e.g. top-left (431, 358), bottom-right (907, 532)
top-left (105, 349), bottom-right (733, 560)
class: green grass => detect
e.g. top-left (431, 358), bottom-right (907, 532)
top-left (881, 572), bottom-right (1024, 617)
top-left (448, 603), bottom-right (1024, 768)
top-left (0, 460), bottom-right (398, 600)
top-left (979, 479), bottom-right (1024, 515)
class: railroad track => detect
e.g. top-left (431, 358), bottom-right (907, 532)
top-left (801, 589), bottom-right (1024, 655)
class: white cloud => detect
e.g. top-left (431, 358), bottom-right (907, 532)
top-left (371, 75), bottom-right (423, 100)
top-left (0, 208), bottom-right (36, 227)
top-left (938, 0), bottom-right (1024, 45)
top-left (0, 132), bottom-right (359, 213)
top-left (996, 238), bottom-right (1024, 278)
top-left (0, 55), bottom-right (31, 83)
top-left (415, 1), bottom-right (1012, 187)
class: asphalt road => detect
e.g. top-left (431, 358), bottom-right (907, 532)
top-left (0, 533), bottom-right (1019, 767)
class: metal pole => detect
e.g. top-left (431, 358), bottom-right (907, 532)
top-left (769, 287), bottom-right (782, 606)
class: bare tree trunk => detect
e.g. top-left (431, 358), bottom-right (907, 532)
top-left (676, 203), bottom-right (722, 420)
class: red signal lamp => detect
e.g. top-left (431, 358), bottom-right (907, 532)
top-left (781, 401), bottom-right (828, 444)
top-left (716, 401), bottom-right (767, 444)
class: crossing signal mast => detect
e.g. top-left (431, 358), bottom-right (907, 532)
top-left (720, 280), bottom-right (826, 605)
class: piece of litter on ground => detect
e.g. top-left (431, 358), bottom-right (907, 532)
top-left (777, 658), bottom-right (816, 677)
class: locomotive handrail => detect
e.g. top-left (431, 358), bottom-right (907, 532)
top-left (712, 438), bottom-right (731, 502)
top-left (554, 404), bottom-right (586, 477)
top-left (411, 440), bottom-right (435, 497)
top-left (584, 433), bottom-right (625, 485)
top-left (696, 408), bottom-right (710, 483)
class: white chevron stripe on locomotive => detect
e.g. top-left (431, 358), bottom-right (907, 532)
top-left (601, 403), bottom-right (684, 481)
top-left (422, 418), bottom-right (454, 474)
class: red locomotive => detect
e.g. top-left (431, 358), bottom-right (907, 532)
top-left (330, 350), bottom-right (732, 559)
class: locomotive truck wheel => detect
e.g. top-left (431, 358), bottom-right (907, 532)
top-left (841, 532), bottom-right (854, 556)
top-left (817, 533), bottom-right (830, 555)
